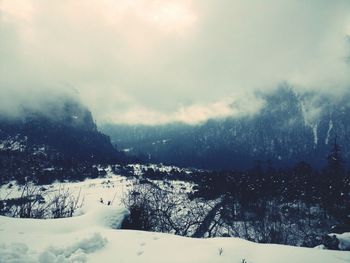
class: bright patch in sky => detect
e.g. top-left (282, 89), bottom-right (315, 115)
top-left (145, 1), bottom-right (196, 33)
top-left (0, 0), bottom-right (34, 21)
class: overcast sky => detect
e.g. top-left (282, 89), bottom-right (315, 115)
top-left (0, 0), bottom-right (349, 125)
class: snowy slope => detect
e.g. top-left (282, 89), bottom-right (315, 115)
top-left (0, 175), bottom-right (350, 263)
top-left (1, 212), bottom-right (349, 263)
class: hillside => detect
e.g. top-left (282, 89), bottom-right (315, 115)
top-left (0, 97), bottom-right (127, 184)
top-left (101, 87), bottom-right (350, 170)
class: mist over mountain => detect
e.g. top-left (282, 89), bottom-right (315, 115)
top-left (0, 96), bottom-right (123, 163)
top-left (101, 86), bottom-right (350, 170)
top-left (1, 1), bottom-right (350, 126)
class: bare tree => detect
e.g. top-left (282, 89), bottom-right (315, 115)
top-left (122, 183), bottom-right (213, 236)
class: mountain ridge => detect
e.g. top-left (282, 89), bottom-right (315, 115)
top-left (0, 98), bottom-right (121, 163)
top-left (101, 87), bottom-right (350, 170)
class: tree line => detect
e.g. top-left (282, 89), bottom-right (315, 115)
top-left (121, 140), bottom-right (349, 248)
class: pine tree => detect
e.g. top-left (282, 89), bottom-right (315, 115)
top-left (327, 136), bottom-right (345, 177)
top-left (324, 136), bottom-right (346, 215)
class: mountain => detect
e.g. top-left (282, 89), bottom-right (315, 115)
top-left (0, 98), bottom-right (122, 163)
top-left (0, 97), bottom-right (130, 184)
top-left (101, 86), bottom-right (350, 170)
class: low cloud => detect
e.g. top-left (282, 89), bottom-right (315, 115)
top-left (104, 92), bottom-right (264, 125)
top-left (0, 0), bottom-right (349, 124)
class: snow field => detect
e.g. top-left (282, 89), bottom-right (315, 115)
top-left (0, 171), bottom-right (349, 263)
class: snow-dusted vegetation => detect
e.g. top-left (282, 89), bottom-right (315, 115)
top-left (0, 165), bottom-right (349, 262)
top-left (1, 169), bottom-right (349, 263)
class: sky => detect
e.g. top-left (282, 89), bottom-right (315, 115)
top-left (0, 0), bottom-right (350, 125)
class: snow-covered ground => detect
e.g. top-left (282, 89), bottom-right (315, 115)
top-left (125, 163), bottom-right (195, 176)
top-left (0, 173), bottom-right (350, 263)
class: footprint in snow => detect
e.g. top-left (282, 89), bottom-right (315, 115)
top-left (140, 242), bottom-right (146, 246)
top-left (137, 251), bottom-right (144, 256)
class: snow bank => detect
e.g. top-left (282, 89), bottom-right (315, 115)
top-left (0, 233), bottom-right (107, 263)
top-left (329, 232), bottom-right (350, 251)
top-left (0, 201), bottom-right (128, 263)
top-left (38, 233), bottom-right (107, 263)
top-left (0, 205), bottom-right (128, 236)
top-left (0, 243), bottom-right (36, 263)
top-left (89, 206), bottom-right (129, 229)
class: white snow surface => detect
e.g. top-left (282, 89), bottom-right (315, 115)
top-left (325, 118), bottom-right (334, 145)
top-left (312, 124), bottom-right (318, 146)
top-left (0, 174), bottom-right (350, 263)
